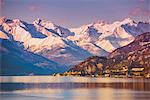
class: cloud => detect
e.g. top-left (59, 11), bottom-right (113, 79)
top-left (129, 8), bottom-right (141, 16)
top-left (138, 0), bottom-right (145, 2)
top-left (143, 10), bottom-right (150, 16)
top-left (133, 0), bottom-right (146, 2)
top-left (129, 7), bottom-right (150, 16)
top-left (58, 19), bottom-right (66, 24)
top-left (29, 5), bottom-right (40, 12)
top-left (0, 0), bottom-right (5, 5)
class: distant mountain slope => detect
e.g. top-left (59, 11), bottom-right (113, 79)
top-left (109, 32), bottom-right (150, 58)
top-left (69, 56), bottom-right (108, 75)
top-left (0, 39), bottom-right (66, 75)
top-left (0, 17), bottom-right (150, 71)
top-left (109, 32), bottom-right (150, 73)
top-left (69, 32), bottom-right (150, 75)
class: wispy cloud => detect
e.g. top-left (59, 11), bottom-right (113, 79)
top-left (143, 9), bottom-right (150, 16)
top-left (138, 0), bottom-right (145, 2)
top-left (0, 0), bottom-right (4, 16)
top-left (57, 19), bottom-right (66, 24)
top-left (0, 0), bottom-right (4, 5)
top-left (129, 7), bottom-right (150, 16)
top-left (133, 0), bottom-right (146, 2)
top-left (29, 5), bottom-right (40, 12)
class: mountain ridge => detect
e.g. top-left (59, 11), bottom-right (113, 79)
top-left (68, 32), bottom-right (150, 77)
top-left (0, 17), bottom-right (150, 75)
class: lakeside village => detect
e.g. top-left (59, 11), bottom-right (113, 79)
top-left (53, 66), bottom-right (150, 78)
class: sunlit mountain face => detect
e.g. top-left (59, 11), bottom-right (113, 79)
top-left (69, 32), bottom-right (150, 75)
top-left (0, 17), bottom-right (150, 75)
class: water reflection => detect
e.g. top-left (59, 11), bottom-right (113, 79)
top-left (1, 88), bottom-right (150, 100)
top-left (0, 77), bottom-right (150, 100)
top-left (1, 82), bottom-right (150, 91)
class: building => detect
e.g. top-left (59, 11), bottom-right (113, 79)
top-left (131, 67), bottom-right (144, 76)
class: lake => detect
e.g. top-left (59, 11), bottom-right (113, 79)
top-left (0, 76), bottom-right (150, 100)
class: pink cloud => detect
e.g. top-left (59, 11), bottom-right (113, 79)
top-left (0, 0), bottom-right (5, 5)
top-left (129, 7), bottom-right (150, 16)
top-left (138, 0), bottom-right (145, 2)
top-left (133, 0), bottom-right (146, 2)
top-left (29, 5), bottom-right (40, 12)
top-left (58, 19), bottom-right (66, 24)
top-left (143, 10), bottom-right (150, 16)
top-left (129, 8), bottom-right (142, 16)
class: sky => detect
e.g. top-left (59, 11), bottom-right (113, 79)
top-left (0, 0), bottom-right (149, 28)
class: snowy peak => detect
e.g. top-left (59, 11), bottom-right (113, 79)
top-left (70, 18), bottom-right (136, 36)
top-left (0, 18), bottom-right (24, 27)
top-left (120, 18), bottom-right (135, 24)
top-left (33, 18), bottom-right (73, 37)
top-left (0, 17), bottom-right (6, 25)
top-left (69, 18), bottom-right (150, 53)
top-left (33, 18), bottom-right (56, 29)
top-left (0, 30), bottom-right (8, 39)
top-left (0, 17), bottom-right (150, 66)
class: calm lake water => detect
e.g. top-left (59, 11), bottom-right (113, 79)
top-left (0, 76), bottom-right (150, 100)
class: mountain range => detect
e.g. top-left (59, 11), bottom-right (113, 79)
top-left (69, 32), bottom-right (150, 76)
top-left (0, 17), bottom-right (150, 75)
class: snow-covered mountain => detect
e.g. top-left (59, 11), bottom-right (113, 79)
top-left (0, 39), bottom-right (66, 75)
top-left (69, 18), bottom-right (150, 53)
top-left (69, 32), bottom-right (150, 76)
top-left (0, 17), bottom-right (150, 74)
